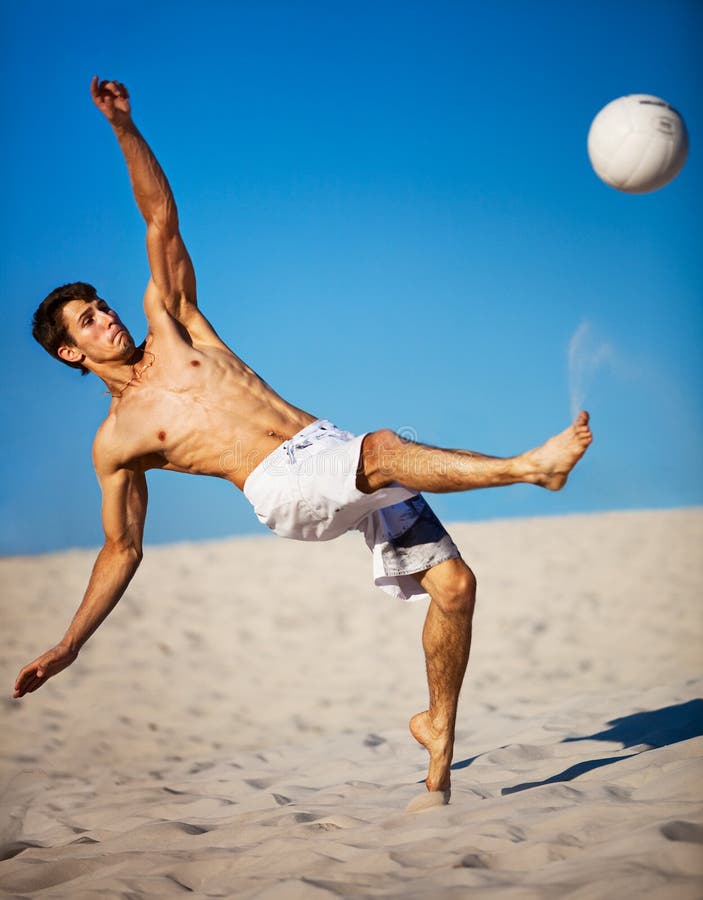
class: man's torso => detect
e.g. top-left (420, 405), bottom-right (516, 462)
top-left (97, 323), bottom-right (316, 490)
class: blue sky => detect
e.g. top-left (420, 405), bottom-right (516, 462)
top-left (1, 0), bottom-right (701, 554)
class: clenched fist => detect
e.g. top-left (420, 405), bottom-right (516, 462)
top-left (90, 76), bottom-right (132, 127)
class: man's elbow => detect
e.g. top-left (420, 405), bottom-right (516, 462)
top-left (129, 544), bottom-right (144, 567)
top-left (104, 538), bottom-right (144, 568)
top-left (148, 200), bottom-right (178, 234)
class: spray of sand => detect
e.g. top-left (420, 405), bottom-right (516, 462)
top-left (568, 321), bottom-right (613, 419)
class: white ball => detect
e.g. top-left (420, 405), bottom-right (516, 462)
top-left (587, 94), bottom-right (688, 194)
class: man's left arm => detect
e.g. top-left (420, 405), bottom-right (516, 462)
top-left (13, 462), bottom-right (147, 699)
top-left (90, 77), bottom-right (220, 344)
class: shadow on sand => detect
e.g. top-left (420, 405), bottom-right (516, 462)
top-left (451, 699), bottom-right (703, 796)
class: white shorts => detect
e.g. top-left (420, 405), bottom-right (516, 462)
top-left (243, 419), bottom-right (461, 601)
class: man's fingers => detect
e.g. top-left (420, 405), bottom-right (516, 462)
top-left (91, 78), bottom-right (109, 106)
top-left (24, 666), bottom-right (49, 692)
top-left (15, 664), bottom-right (34, 689)
top-left (12, 643), bottom-right (76, 698)
top-left (21, 676), bottom-right (39, 694)
top-left (13, 671), bottom-right (35, 698)
top-left (96, 80), bottom-right (114, 101)
top-left (14, 659), bottom-right (50, 696)
top-left (90, 77), bottom-right (130, 117)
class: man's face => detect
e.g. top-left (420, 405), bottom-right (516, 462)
top-left (61, 298), bottom-right (135, 366)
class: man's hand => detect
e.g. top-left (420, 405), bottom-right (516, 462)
top-left (13, 643), bottom-right (78, 699)
top-left (90, 76), bottom-right (131, 127)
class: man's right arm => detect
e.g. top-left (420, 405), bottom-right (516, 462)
top-left (13, 464), bottom-right (147, 699)
top-left (90, 76), bottom-right (223, 348)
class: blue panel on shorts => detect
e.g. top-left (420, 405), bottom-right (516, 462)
top-left (376, 495), bottom-right (459, 577)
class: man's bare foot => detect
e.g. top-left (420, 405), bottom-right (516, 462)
top-left (409, 710), bottom-right (453, 795)
top-left (524, 411), bottom-right (593, 491)
top-left (405, 789), bottom-right (451, 812)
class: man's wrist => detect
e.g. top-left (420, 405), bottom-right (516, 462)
top-left (59, 635), bottom-right (81, 656)
top-left (111, 117), bottom-right (136, 138)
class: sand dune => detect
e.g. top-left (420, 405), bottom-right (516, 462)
top-left (1, 509), bottom-right (702, 898)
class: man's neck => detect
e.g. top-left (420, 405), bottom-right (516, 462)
top-left (95, 345), bottom-right (151, 399)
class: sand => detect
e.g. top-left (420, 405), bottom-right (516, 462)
top-left (1, 508), bottom-right (701, 899)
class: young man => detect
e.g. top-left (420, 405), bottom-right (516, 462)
top-left (14, 78), bottom-right (593, 800)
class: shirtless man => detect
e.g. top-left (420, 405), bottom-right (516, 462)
top-left (14, 78), bottom-right (593, 799)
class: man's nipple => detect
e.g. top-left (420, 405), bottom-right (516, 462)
top-left (158, 431), bottom-right (166, 442)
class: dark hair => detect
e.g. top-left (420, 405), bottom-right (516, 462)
top-left (32, 282), bottom-right (99, 376)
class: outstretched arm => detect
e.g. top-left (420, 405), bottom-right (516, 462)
top-left (90, 77), bottom-right (219, 343)
top-left (13, 464), bottom-right (147, 698)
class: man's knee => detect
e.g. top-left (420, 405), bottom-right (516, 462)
top-left (440, 564), bottom-right (477, 616)
top-left (358, 429), bottom-right (406, 492)
top-left (423, 559), bottom-right (477, 616)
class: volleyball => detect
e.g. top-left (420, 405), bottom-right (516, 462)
top-left (587, 94), bottom-right (688, 194)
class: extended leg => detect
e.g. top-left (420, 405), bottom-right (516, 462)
top-left (357, 412), bottom-right (593, 494)
top-left (409, 557), bottom-right (476, 799)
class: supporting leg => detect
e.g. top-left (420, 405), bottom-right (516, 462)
top-left (357, 411), bottom-right (593, 494)
top-left (409, 557), bottom-right (476, 798)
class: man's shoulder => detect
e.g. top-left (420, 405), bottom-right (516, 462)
top-left (92, 416), bottom-right (122, 473)
top-left (92, 412), bottom-right (145, 478)
top-left (92, 401), bottom-right (161, 478)
top-left (144, 283), bottom-right (230, 351)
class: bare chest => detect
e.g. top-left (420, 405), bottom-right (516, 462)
top-left (108, 350), bottom-right (258, 474)
top-left (102, 342), bottom-right (311, 483)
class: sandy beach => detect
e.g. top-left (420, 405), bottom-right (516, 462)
top-left (1, 508), bottom-right (702, 898)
